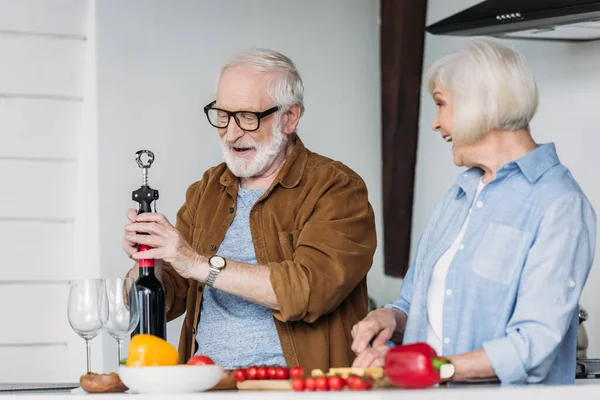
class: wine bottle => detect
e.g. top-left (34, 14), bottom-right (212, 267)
top-left (132, 245), bottom-right (167, 339)
top-left (131, 150), bottom-right (167, 340)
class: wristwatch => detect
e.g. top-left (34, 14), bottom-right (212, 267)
top-left (205, 256), bottom-right (226, 287)
top-left (440, 362), bottom-right (455, 382)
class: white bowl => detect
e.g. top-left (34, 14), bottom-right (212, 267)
top-left (118, 364), bottom-right (224, 394)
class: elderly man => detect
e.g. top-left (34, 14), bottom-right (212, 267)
top-left (122, 49), bottom-right (376, 371)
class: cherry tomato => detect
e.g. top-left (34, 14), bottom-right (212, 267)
top-left (304, 377), bottom-right (316, 391)
top-left (327, 376), bottom-right (345, 391)
top-left (275, 367), bottom-right (289, 380)
top-left (267, 367), bottom-right (277, 380)
top-left (348, 376), bottom-right (372, 391)
top-left (257, 367), bottom-right (268, 380)
top-left (346, 375), bottom-right (362, 390)
top-left (233, 368), bottom-right (246, 382)
top-left (314, 376), bottom-right (328, 391)
top-left (289, 365), bottom-right (304, 379)
top-left (246, 366), bottom-right (258, 380)
top-left (291, 377), bottom-right (305, 391)
top-left (186, 355), bottom-right (215, 365)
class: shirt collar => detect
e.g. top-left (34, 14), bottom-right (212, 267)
top-left (456, 168), bottom-right (484, 202)
top-left (456, 143), bottom-right (560, 200)
top-left (514, 143), bottom-right (560, 183)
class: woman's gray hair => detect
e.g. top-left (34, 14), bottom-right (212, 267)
top-left (218, 48), bottom-right (305, 116)
top-left (426, 39), bottom-right (539, 143)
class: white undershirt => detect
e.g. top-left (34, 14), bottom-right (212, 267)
top-left (426, 179), bottom-right (485, 355)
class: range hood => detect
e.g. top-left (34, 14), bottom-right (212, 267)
top-left (426, 0), bottom-right (600, 42)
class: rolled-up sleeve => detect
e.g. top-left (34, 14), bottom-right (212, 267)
top-left (269, 174), bottom-right (377, 323)
top-left (483, 192), bottom-right (596, 384)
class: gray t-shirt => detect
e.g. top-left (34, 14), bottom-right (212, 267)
top-left (195, 187), bottom-right (286, 369)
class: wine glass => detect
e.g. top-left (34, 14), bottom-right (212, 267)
top-left (104, 277), bottom-right (139, 367)
top-left (67, 279), bottom-right (107, 373)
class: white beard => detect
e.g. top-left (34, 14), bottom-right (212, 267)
top-left (220, 121), bottom-right (288, 178)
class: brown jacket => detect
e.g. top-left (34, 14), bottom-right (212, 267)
top-left (162, 136), bottom-right (377, 371)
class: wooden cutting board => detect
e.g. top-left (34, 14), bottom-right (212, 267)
top-left (236, 380), bottom-right (292, 391)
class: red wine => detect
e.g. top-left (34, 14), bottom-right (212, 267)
top-left (133, 262), bottom-right (167, 339)
top-left (131, 200), bottom-right (166, 339)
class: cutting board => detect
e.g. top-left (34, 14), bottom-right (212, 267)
top-left (236, 380), bottom-right (292, 391)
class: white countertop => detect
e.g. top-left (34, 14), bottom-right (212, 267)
top-left (2, 380), bottom-right (600, 399)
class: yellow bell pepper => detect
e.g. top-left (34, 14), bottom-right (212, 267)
top-left (126, 334), bottom-right (179, 367)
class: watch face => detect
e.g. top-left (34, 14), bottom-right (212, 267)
top-left (440, 363), bottom-right (455, 380)
top-left (210, 256), bottom-right (226, 269)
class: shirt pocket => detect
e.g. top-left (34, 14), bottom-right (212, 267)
top-left (471, 223), bottom-right (530, 285)
top-left (277, 229), bottom-right (302, 261)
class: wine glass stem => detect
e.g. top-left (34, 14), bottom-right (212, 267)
top-left (117, 338), bottom-right (123, 367)
top-left (85, 339), bottom-right (92, 373)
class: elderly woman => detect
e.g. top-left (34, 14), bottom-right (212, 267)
top-left (351, 39), bottom-right (596, 385)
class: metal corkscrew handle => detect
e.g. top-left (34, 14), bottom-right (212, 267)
top-left (132, 150), bottom-right (159, 267)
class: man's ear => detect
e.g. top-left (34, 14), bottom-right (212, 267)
top-left (281, 104), bottom-right (302, 135)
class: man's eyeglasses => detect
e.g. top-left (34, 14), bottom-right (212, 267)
top-left (203, 101), bottom-right (280, 132)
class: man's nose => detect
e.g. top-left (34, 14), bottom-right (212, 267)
top-left (223, 116), bottom-right (245, 142)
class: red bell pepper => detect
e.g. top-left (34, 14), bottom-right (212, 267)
top-left (384, 342), bottom-right (451, 389)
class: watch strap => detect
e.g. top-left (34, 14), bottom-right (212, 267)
top-left (206, 267), bottom-right (219, 287)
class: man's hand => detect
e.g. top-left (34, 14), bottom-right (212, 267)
top-left (123, 209), bottom-right (140, 260)
top-left (123, 210), bottom-right (204, 279)
top-left (351, 308), bottom-right (398, 354)
top-left (351, 344), bottom-right (389, 368)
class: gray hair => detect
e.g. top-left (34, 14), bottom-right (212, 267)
top-left (218, 48), bottom-right (305, 116)
top-left (426, 39), bottom-right (539, 143)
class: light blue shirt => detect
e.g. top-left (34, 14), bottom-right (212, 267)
top-left (196, 187), bottom-right (286, 369)
top-left (387, 143), bottom-right (596, 385)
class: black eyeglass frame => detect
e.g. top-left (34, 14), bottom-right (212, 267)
top-left (203, 100), bottom-right (281, 132)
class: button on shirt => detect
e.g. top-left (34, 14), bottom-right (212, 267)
top-left (426, 179), bottom-right (485, 355)
top-left (387, 144), bottom-right (596, 385)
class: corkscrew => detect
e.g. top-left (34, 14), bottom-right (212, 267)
top-left (133, 150), bottom-right (159, 213)
top-left (133, 150), bottom-right (159, 267)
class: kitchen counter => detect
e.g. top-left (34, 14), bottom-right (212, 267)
top-left (1, 380), bottom-right (599, 399)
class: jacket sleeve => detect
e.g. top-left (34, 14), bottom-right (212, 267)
top-left (163, 179), bottom-right (206, 321)
top-left (268, 173), bottom-right (377, 323)
top-left (482, 192), bottom-right (596, 383)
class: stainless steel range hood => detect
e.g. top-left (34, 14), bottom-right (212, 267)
top-left (426, 0), bottom-right (600, 42)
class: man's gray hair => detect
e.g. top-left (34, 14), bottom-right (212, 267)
top-left (219, 48), bottom-right (305, 116)
top-left (426, 39), bottom-right (539, 143)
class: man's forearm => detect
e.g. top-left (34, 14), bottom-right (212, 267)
top-left (447, 348), bottom-right (497, 382)
top-left (189, 256), bottom-right (280, 310)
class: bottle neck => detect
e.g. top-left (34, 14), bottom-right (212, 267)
top-left (139, 265), bottom-right (155, 277)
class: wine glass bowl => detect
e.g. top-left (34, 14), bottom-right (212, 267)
top-left (67, 279), bottom-right (107, 373)
top-left (104, 277), bottom-right (140, 366)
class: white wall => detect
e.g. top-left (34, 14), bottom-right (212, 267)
top-left (416, 0), bottom-right (600, 357)
top-left (0, 0), bottom-right (102, 382)
top-left (94, 0), bottom-right (389, 369)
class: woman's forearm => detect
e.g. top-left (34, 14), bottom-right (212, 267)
top-left (447, 348), bottom-right (498, 382)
